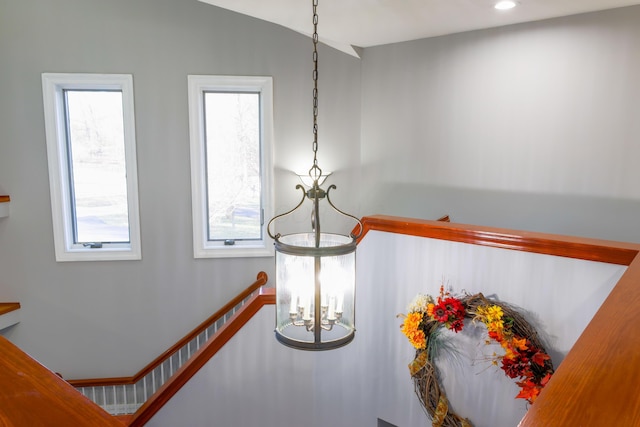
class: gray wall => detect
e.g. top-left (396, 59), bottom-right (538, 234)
top-left (360, 6), bottom-right (640, 243)
top-left (0, 0), bottom-right (361, 378)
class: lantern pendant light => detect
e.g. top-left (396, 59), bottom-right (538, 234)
top-left (267, 0), bottom-right (362, 350)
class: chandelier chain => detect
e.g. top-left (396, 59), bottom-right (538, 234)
top-left (311, 0), bottom-right (320, 176)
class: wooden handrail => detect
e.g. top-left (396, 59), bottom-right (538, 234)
top-left (0, 195), bottom-right (9, 203)
top-left (0, 302), bottom-right (20, 316)
top-left (0, 336), bottom-right (124, 426)
top-left (127, 287), bottom-right (276, 427)
top-left (519, 253), bottom-right (640, 426)
top-left (358, 214), bottom-right (638, 265)
top-left (68, 272), bottom-right (268, 387)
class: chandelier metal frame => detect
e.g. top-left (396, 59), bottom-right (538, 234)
top-left (267, 0), bottom-right (362, 350)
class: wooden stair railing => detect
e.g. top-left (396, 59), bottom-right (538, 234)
top-left (127, 287), bottom-right (276, 427)
top-left (0, 302), bottom-right (21, 331)
top-left (357, 215), bottom-right (637, 265)
top-left (68, 272), bottom-right (268, 389)
top-left (0, 302), bottom-right (20, 316)
top-left (53, 215), bottom-right (640, 426)
top-left (0, 336), bottom-right (124, 426)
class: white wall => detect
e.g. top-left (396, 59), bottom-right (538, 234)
top-left (150, 231), bottom-right (625, 427)
top-left (0, 0), bottom-right (361, 378)
top-left (360, 6), bottom-right (640, 243)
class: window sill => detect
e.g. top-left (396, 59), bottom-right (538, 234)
top-left (194, 245), bottom-right (274, 259)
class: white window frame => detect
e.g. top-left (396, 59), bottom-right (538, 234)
top-left (188, 75), bottom-right (274, 258)
top-left (42, 73), bottom-right (142, 262)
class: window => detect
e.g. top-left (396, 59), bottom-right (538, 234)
top-left (42, 73), bottom-right (141, 261)
top-left (188, 75), bottom-right (274, 258)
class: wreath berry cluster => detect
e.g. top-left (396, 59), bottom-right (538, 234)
top-left (400, 286), bottom-right (554, 427)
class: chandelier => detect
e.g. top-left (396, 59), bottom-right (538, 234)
top-left (267, 0), bottom-right (362, 350)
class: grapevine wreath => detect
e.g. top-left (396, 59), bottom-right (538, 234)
top-left (399, 286), bottom-right (554, 427)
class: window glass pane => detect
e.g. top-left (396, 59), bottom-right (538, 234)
top-left (65, 90), bottom-right (130, 243)
top-left (204, 92), bottom-right (261, 241)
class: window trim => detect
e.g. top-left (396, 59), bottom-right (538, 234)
top-left (42, 73), bottom-right (142, 262)
top-left (188, 75), bottom-right (274, 258)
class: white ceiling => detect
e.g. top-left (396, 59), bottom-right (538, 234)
top-left (198, 0), bottom-right (640, 56)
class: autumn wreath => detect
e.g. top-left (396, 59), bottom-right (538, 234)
top-left (399, 286), bottom-right (554, 427)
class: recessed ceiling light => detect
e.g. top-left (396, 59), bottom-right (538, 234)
top-left (495, 1), bottom-right (517, 10)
